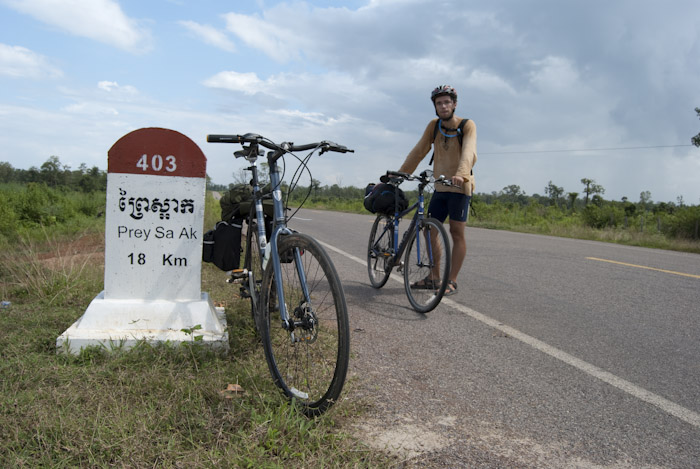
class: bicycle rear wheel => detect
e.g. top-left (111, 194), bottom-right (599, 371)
top-left (404, 217), bottom-right (451, 313)
top-left (367, 214), bottom-right (394, 288)
top-left (260, 233), bottom-right (350, 417)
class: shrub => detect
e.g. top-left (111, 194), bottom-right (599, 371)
top-left (582, 204), bottom-right (624, 229)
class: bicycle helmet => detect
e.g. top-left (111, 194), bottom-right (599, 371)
top-left (431, 85), bottom-right (457, 103)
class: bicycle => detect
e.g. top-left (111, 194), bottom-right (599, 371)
top-left (207, 132), bottom-right (353, 416)
top-left (366, 169), bottom-right (453, 313)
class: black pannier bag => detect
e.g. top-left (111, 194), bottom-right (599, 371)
top-left (363, 182), bottom-right (408, 214)
top-left (202, 219), bottom-right (243, 271)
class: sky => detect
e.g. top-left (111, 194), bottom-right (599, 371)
top-left (1, 0), bottom-right (700, 204)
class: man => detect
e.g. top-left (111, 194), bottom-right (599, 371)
top-left (397, 85), bottom-right (477, 296)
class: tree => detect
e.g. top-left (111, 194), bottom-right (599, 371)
top-left (580, 178), bottom-right (605, 205)
top-left (0, 161), bottom-right (13, 183)
top-left (500, 184), bottom-right (526, 204)
top-left (639, 191), bottom-right (652, 212)
top-left (692, 107), bottom-right (700, 147)
top-left (40, 155), bottom-right (67, 186)
top-left (567, 192), bottom-right (579, 211)
top-left (310, 178), bottom-right (321, 194)
top-left (544, 181), bottom-right (564, 207)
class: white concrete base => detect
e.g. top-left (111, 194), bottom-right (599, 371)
top-left (56, 291), bottom-right (228, 354)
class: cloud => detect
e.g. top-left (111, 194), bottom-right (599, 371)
top-left (0, 43), bottom-right (62, 78)
top-left (203, 71), bottom-right (266, 95)
top-left (97, 80), bottom-right (139, 98)
top-left (222, 11), bottom-right (305, 63)
top-left (179, 20), bottom-right (236, 52)
top-left (1, 0), bottom-right (151, 53)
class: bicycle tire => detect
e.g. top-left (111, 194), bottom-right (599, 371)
top-left (260, 232), bottom-right (350, 417)
top-left (245, 221), bottom-right (264, 332)
top-left (367, 214), bottom-right (394, 288)
top-left (404, 217), bottom-right (451, 313)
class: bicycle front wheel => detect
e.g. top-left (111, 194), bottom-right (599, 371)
top-left (404, 217), bottom-right (451, 313)
top-left (245, 221), bottom-right (264, 332)
top-left (367, 214), bottom-right (394, 288)
top-left (260, 233), bottom-right (350, 417)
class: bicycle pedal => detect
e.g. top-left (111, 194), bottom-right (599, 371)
top-left (239, 287), bottom-right (251, 299)
top-left (227, 269), bottom-right (248, 283)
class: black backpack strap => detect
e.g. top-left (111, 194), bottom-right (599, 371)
top-left (429, 120), bottom-right (440, 165)
top-left (429, 118), bottom-right (469, 165)
top-left (457, 118), bottom-right (469, 146)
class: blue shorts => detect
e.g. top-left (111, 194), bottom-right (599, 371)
top-left (427, 191), bottom-right (471, 223)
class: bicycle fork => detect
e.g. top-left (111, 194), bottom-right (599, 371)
top-left (268, 229), bottom-right (315, 344)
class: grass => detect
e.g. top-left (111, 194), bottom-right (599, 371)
top-left (295, 198), bottom-right (700, 255)
top-left (0, 213), bottom-right (394, 467)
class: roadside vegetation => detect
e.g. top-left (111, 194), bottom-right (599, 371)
top-left (283, 178), bottom-right (700, 254)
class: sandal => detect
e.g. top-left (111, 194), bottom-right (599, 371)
top-left (444, 280), bottom-right (458, 296)
top-left (410, 276), bottom-right (441, 289)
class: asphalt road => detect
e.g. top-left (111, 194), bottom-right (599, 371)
top-left (287, 208), bottom-right (700, 468)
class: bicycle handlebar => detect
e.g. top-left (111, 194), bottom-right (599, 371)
top-left (382, 169), bottom-right (455, 187)
top-left (207, 133), bottom-right (354, 155)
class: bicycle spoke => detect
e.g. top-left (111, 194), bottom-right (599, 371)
top-left (261, 233), bottom-right (349, 417)
top-left (404, 218), bottom-right (451, 313)
top-left (367, 214), bottom-right (394, 288)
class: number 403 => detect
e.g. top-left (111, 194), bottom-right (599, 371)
top-left (136, 154), bottom-right (177, 172)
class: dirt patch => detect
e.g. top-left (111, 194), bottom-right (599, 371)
top-left (353, 416), bottom-right (453, 459)
top-left (35, 233), bottom-right (105, 270)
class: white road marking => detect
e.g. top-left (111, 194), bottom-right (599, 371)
top-left (319, 240), bottom-right (700, 429)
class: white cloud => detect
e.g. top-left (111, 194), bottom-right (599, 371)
top-left (179, 20), bottom-right (236, 52)
top-left (222, 12), bottom-right (303, 62)
top-left (97, 80), bottom-right (138, 97)
top-left (203, 71), bottom-right (266, 95)
top-left (63, 102), bottom-right (119, 116)
top-left (1, 0), bottom-right (151, 53)
top-left (528, 56), bottom-right (580, 93)
top-left (0, 43), bottom-right (62, 78)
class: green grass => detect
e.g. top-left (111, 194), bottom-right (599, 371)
top-left (296, 198), bottom-right (700, 255)
top-left (0, 207), bottom-right (393, 467)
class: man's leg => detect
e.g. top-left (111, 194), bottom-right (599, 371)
top-left (448, 219), bottom-right (466, 284)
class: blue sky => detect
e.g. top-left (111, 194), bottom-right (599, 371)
top-left (1, 0), bottom-right (699, 204)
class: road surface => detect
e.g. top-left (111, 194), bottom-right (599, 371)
top-left (288, 208), bottom-right (700, 468)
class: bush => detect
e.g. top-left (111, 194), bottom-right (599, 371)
top-left (582, 204), bottom-right (624, 229)
top-left (0, 192), bottom-right (18, 238)
top-left (665, 205), bottom-right (700, 239)
top-left (0, 183), bottom-right (106, 243)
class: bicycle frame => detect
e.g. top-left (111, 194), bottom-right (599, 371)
top-left (244, 147), bottom-right (307, 332)
top-left (381, 177), bottom-right (436, 271)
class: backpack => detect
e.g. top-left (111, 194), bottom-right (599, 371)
top-left (429, 118), bottom-right (470, 166)
top-left (202, 219), bottom-right (243, 271)
top-left (220, 183), bottom-right (274, 221)
top-left (363, 182), bottom-right (408, 215)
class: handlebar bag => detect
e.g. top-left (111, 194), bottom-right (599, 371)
top-left (363, 182), bottom-right (408, 214)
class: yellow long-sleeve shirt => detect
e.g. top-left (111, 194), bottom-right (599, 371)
top-left (398, 116), bottom-right (477, 195)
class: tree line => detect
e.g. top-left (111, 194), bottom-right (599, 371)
top-left (0, 156), bottom-right (106, 192)
top-left (2, 155), bottom-right (699, 241)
